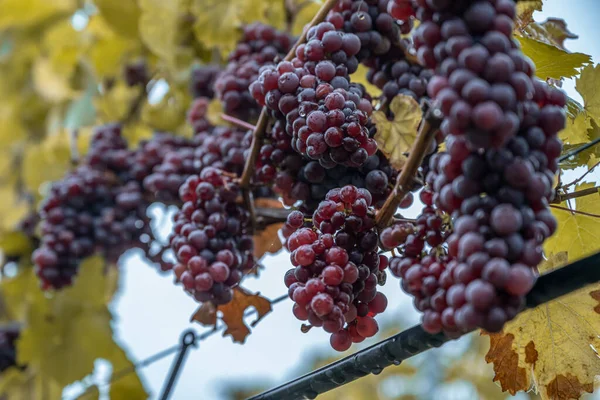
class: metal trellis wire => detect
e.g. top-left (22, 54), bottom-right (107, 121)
top-left (247, 250), bottom-right (600, 400)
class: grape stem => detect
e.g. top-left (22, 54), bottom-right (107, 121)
top-left (375, 106), bottom-right (444, 229)
top-left (550, 204), bottom-right (600, 218)
top-left (69, 129), bottom-right (79, 166)
top-left (220, 113), bottom-right (257, 131)
top-left (553, 186), bottom-right (600, 204)
top-left (239, 0), bottom-right (341, 190)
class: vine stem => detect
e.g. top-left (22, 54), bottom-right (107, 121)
top-left (69, 129), bottom-right (79, 166)
top-left (239, 0), bottom-right (340, 189)
top-left (559, 160), bottom-right (600, 190)
top-left (553, 186), bottom-right (600, 204)
top-left (375, 107), bottom-right (444, 229)
top-left (558, 136), bottom-right (600, 162)
top-left (220, 113), bottom-right (257, 131)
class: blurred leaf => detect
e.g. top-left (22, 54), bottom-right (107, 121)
top-left (0, 231), bottom-right (33, 258)
top-left (0, 186), bottom-right (30, 232)
top-left (138, 0), bottom-right (195, 71)
top-left (191, 0), bottom-right (284, 55)
top-left (545, 183), bottom-right (600, 260)
top-left (372, 95), bottom-right (422, 170)
top-left (291, 1), bottom-right (322, 35)
top-left (0, 0), bottom-right (76, 30)
top-left (218, 288), bottom-right (271, 343)
top-left (141, 89), bottom-right (187, 132)
top-left (484, 252), bottom-right (600, 400)
top-left (32, 58), bottom-right (77, 102)
top-left (94, 82), bottom-right (139, 121)
top-left (64, 90), bottom-right (96, 131)
top-left (9, 257), bottom-right (146, 396)
top-left (517, 36), bottom-right (591, 80)
top-left (94, 0), bottom-right (141, 38)
top-left (576, 64), bottom-right (600, 122)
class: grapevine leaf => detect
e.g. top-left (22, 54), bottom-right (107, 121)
top-left (0, 0), bottom-right (76, 30)
top-left (484, 252), bottom-right (600, 400)
top-left (190, 302), bottom-right (217, 326)
top-left (32, 58), bottom-right (77, 102)
top-left (545, 183), bottom-right (600, 261)
top-left (576, 64), bottom-right (600, 122)
top-left (191, 0), bottom-right (284, 55)
top-left (515, 0), bottom-right (543, 29)
top-left (559, 111), bottom-right (591, 145)
top-left (372, 95), bottom-right (422, 170)
top-left (138, 0), bottom-right (195, 70)
top-left (9, 257), bottom-right (147, 396)
top-left (0, 231), bottom-right (33, 258)
top-left (253, 198), bottom-right (285, 260)
top-left (351, 65), bottom-right (382, 98)
top-left (539, 18), bottom-right (578, 49)
top-left (0, 186), bottom-right (30, 232)
top-left (93, 0), bottom-right (141, 38)
top-left (517, 36), bottom-right (591, 80)
top-left (218, 288), bottom-right (272, 343)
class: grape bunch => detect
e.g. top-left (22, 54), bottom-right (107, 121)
top-left (143, 125), bottom-right (247, 202)
top-left (170, 168), bottom-right (255, 305)
top-left (190, 65), bottom-right (222, 100)
top-left (326, 0), bottom-right (403, 59)
top-left (283, 186), bottom-right (388, 351)
top-left (366, 47), bottom-right (434, 104)
top-left (385, 0), bottom-right (568, 334)
top-left (251, 22), bottom-right (381, 168)
top-left (215, 23), bottom-right (293, 120)
top-left (32, 166), bottom-right (150, 289)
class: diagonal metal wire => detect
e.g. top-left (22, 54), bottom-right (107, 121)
top-left (75, 294), bottom-right (289, 399)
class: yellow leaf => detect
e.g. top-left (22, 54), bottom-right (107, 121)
top-left (559, 112), bottom-right (591, 145)
top-left (0, 0), bottom-right (76, 30)
top-left (32, 58), bottom-right (76, 102)
top-left (588, 154), bottom-right (600, 169)
top-left (141, 89), bottom-right (187, 132)
top-left (545, 183), bottom-right (600, 261)
top-left (22, 129), bottom-right (92, 197)
top-left (191, 0), bottom-right (243, 54)
top-left (11, 258), bottom-right (147, 396)
top-left (484, 253), bottom-right (600, 400)
top-left (517, 36), bottom-right (591, 80)
top-left (291, 1), bottom-right (322, 36)
top-left (122, 123), bottom-right (154, 148)
top-left (0, 102), bottom-right (27, 147)
top-left (94, 0), bottom-right (141, 38)
top-left (539, 18), bottom-right (578, 49)
top-left (351, 65), bottom-right (382, 98)
top-left (515, 0), bottom-right (543, 29)
top-left (138, 0), bottom-right (195, 69)
top-left (94, 82), bottom-right (139, 121)
top-left (43, 20), bottom-right (81, 74)
top-left (576, 64), bottom-right (600, 122)
top-left (0, 186), bottom-right (30, 232)
top-left (0, 231), bottom-right (33, 258)
top-left (372, 95), bottom-right (422, 170)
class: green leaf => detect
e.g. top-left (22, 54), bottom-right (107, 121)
top-left (517, 36), bottom-right (591, 80)
top-left (0, 231), bottom-right (33, 258)
top-left (64, 90), bottom-right (96, 131)
top-left (576, 64), bottom-right (600, 121)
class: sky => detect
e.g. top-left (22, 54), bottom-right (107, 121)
top-left (64, 1), bottom-right (600, 399)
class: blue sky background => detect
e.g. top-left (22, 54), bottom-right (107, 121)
top-left (64, 1), bottom-right (600, 399)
